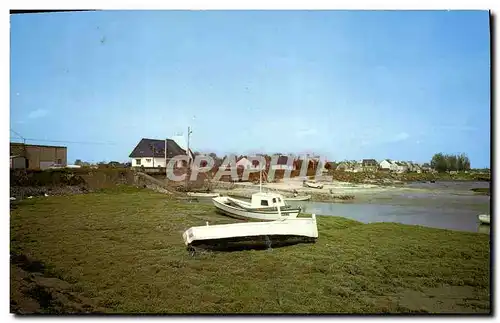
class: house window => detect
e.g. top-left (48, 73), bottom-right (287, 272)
top-left (57, 159), bottom-right (62, 164)
top-left (261, 200), bottom-right (269, 206)
top-left (136, 159), bottom-right (141, 165)
top-left (146, 158), bottom-right (152, 163)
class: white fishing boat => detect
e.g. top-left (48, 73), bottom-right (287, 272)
top-left (187, 192), bottom-right (221, 198)
top-left (182, 214), bottom-right (318, 248)
top-left (478, 214), bottom-right (490, 225)
top-left (284, 195), bottom-right (311, 201)
top-left (212, 168), bottom-right (301, 220)
top-left (212, 193), bottom-right (301, 220)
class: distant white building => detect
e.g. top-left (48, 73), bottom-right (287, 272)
top-left (379, 159), bottom-right (398, 172)
top-left (395, 161), bottom-right (408, 173)
top-left (236, 156), bottom-right (261, 170)
top-left (336, 161), bottom-right (362, 172)
top-left (129, 138), bottom-right (193, 168)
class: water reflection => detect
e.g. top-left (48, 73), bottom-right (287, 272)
top-left (204, 181), bottom-right (491, 234)
top-left (287, 181), bottom-right (490, 233)
top-left (287, 201), bottom-right (490, 233)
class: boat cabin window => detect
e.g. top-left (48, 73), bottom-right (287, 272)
top-left (261, 200), bottom-right (269, 206)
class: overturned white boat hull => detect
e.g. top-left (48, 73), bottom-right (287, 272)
top-left (212, 196), bottom-right (300, 221)
top-left (478, 214), bottom-right (490, 225)
top-left (182, 215), bottom-right (318, 247)
top-left (284, 195), bottom-right (311, 201)
top-left (304, 182), bottom-right (323, 189)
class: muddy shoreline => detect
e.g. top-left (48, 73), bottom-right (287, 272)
top-left (210, 177), bottom-right (490, 206)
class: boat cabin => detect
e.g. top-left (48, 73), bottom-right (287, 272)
top-left (250, 192), bottom-right (287, 208)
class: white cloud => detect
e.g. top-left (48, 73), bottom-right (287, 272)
top-left (296, 128), bottom-right (318, 138)
top-left (435, 125), bottom-right (477, 132)
top-left (27, 109), bottom-right (49, 119)
top-left (390, 132), bottom-right (410, 143)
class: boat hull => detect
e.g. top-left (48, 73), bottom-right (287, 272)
top-left (284, 195), bottom-right (311, 201)
top-left (182, 215), bottom-right (318, 247)
top-left (212, 196), bottom-right (300, 221)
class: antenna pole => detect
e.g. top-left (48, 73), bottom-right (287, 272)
top-left (260, 165), bottom-right (262, 193)
top-left (165, 138), bottom-right (168, 180)
top-left (185, 126), bottom-right (193, 189)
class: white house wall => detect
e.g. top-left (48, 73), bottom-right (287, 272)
top-left (131, 157), bottom-right (184, 168)
top-left (380, 160), bottom-right (398, 171)
top-left (379, 160), bottom-right (391, 169)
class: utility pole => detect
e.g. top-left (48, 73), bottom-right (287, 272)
top-left (185, 126), bottom-right (193, 189)
top-left (10, 129), bottom-right (27, 171)
top-left (152, 145), bottom-right (155, 168)
top-left (187, 126), bottom-right (192, 165)
top-left (165, 138), bottom-right (168, 180)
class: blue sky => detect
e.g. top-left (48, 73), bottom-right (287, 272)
top-left (10, 10), bottom-right (491, 167)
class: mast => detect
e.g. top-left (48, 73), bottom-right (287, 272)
top-left (185, 126), bottom-right (193, 189)
top-left (164, 138), bottom-right (167, 179)
top-left (260, 164), bottom-right (262, 192)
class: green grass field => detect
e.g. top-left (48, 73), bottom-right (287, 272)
top-left (10, 186), bottom-right (491, 314)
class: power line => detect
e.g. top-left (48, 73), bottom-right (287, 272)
top-left (10, 129), bottom-right (26, 141)
top-left (9, 137), bottom-right (117, 146)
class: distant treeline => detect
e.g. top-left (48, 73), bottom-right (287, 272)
top-left (430, 153), bottom-right (471, 173)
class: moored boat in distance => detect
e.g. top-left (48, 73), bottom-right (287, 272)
top-left (284, 195), bottom-right (311, 201)
top-left (478, 214), bottom-right (490, 225)
top-left (187, 192), bottom-right (221, 198)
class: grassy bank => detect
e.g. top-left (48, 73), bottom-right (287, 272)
top-left (10, 187), bottom-right (490, 314)
top-left (329, 170), bottom-right (490, 184)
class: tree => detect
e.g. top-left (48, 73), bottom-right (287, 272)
top-left (108, 161), bottom-right (121, 168)
top-left (430, 152), bottom-right (471, 172)
top-left (431, 153), bottom-right (447, 172)
top-left (458, 153), bottom-right (471, 171)
top-left (446, 154), bottom-right (458, 172)
top-left (74, 159), bottom-right (83, 166)
top-left (325, 161), bottom-right (337, 170)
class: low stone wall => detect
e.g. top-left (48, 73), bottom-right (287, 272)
top-left (133, 172), bottom-right (175, 195)
top-left (210, 181), bottom-right (238, 190)
top-left (10, 185), bottom-right (90, 199)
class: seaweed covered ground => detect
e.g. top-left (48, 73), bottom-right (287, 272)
top-left (10, 186), bottom-right (491, 314)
